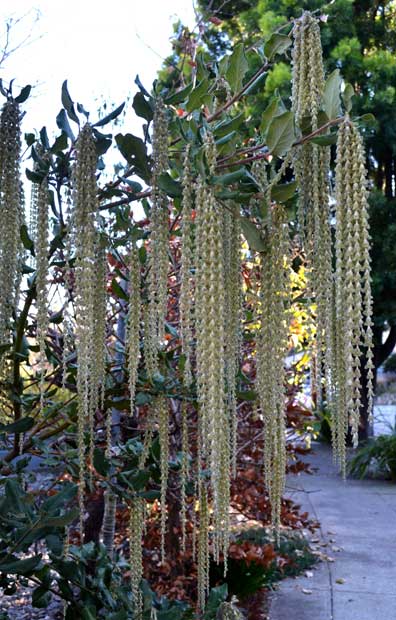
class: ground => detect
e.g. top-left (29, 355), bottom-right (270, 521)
top-left (269, 443), bottom-right (396, 620)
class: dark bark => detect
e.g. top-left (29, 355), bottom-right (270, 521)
top-left (84, 491), bottom-right (105, 545)
top-left (359, 324), bottom-right (396, 439)
top-left (374, 324), bottom-right (396, 367)
top-left (384, 148), bottom-right (394, 199)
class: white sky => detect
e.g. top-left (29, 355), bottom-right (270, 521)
top-left (0, 0), bottom-right (196, 137)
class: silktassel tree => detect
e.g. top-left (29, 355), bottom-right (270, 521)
top-left (0, 9), bottom-right (374, 617)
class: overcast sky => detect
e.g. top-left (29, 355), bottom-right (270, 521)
top-left (0, 0), bottom-right (196, 136)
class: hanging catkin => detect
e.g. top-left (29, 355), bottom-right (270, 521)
top-left (223, 205), bottom-right (242, 477)
top-left (0, 100), bottom-right (24, 348)
top-left (127, 245), bottom-right (141, 414)
top-left (129, 497), bottom-right (144, 615)
top-left (28, 162), bottom-right (40, 266)
top-left (291, 11), bottom-right (334, 408)
top-left (195, 132), bottom-right (230, 565)
top-left (92, 240), bottom-right (107, 411)
top-left (157, 395), bottom-right (169, 562)
top-left (62, 190), bottom-right (74, 389)
top-left (73, 124), bottom-right (99, 531)
top-left (179, 145), bottom-right (194, 385)
top-left (197, 485), bottom-right (210, 612)
top-left (334, 118), bottom-right (373, 465)
top-left (35, 178), bottom-right (49, 410)
top-left (180, 401), bottom-right (189, 552)
top-left (256, 205), bottom-right (290, 533)
top-left (146, 98), bottom-right (169, 376)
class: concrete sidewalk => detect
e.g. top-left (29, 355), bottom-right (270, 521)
top-left (269, 443), bottom-right (396, 620)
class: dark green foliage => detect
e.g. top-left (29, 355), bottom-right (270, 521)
top-left (210, 529), bottom-right (317, 599)
top-left (348, 434), bottom-right (396, 480)
top-left (383, 354), bottom-right (396, 373)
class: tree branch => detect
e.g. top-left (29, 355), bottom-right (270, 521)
top-left (375, 324), bottom-right (396, 368)
top-left (207, 61), bottom-right (270, 123)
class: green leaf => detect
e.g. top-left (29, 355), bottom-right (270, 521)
top-left (266, 111), bottom-right (295, 157)
top-left (115, 133), bottom-right (149, 180)
top-left (24, 132), bottom-right (36, 146)
top-left (0, 416), bottom-right (34, 434)
top-left (50, 132), bottom-right (68, 154)
top-left (323, 69), bottom-right (342, 120)
top-left (77, 102), bottom-right (90, 119)
top-left (0, 555), bottom-right (42, 575)
top-left (342, 83), bottom-right (355, 113)
top-left (20, 224), bottom-right (34, 253)
top-left (243, 70), bottom-right (267, 96)
top-left (226, 43), bottom-right (248, 94)
top-left (299, 111), bottom-right (329, 136)
top-left (165, 83), bottom-right (193, 105)
top-left (32, 586), bottom-right (51, 608)
top-left (41, 484), bottom-right (77, 514)
top-left (81, 607), bottom-right (97, 620)
top-left (15, 84), bottom-right (32, 104)
top-left (310, 133), bottom-right (338, 146)
top-left (121, 469), bottom-right (150, 491)
top-left (93, 448), bottom-right (110, 476)
top-left (61, 80), bottom-right (80, 124)
top-left (25, 168), bottom-right (45, 184)
top-left (215, 130), bottom-right (237, 146)
top-left (260, 97), bottom-right (283, 134)
top-left (134, 74), bottom-right (150, 98)
top-left (271, 181), bottom-right (297, 202)
top-left (44, 507), bottom-right (79, 527)
top-left (111, 278), bottom-right (129, 301)
top-left (56, 109), bottom-right (75, 142)
top-left (204, 584), bottom-right (228, 619)
top-left (240, 218), bottom-right (266, 252)
top-left (211, 168), bottom-right (247, 186)
top-left (2, 480), bottom-right (25, 515)
top-left (359, 113), bottom-right (376, 125)
top-left (186, 78), bottom-right (210, 113)
top-left (105, 397), bottom-right (129, 410)
top-left (213, 112), bottom-right (244, 138)
top-left (132, 92), bottom-right (153, 122)
top-left (92, 128), bottom-right (112, 156)
top-left (157, 173), bottom-right (182, 198)
top-left (39, 127), bottom-right (49, 150)
top-left (45, 534), bottom-right (63, 557)
top-left (264, 34), bottom-right (292, 60)
top-left (93, 102), bottom-right (125, 127)
top-left (135, 392), bottom-right (153, 406)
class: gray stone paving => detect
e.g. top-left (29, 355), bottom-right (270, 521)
top-left (269, 443), bottom-right (396, 620)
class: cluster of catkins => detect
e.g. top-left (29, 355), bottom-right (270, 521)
top-left (0, 9), bottom-right (373, 612)
top-left (71, 124), bottom-right (108, 529)
top-left (0, 100), bottom-right (25, 350)
top-left (136, 101), bottom-right (243, 608)
top-left (0, 100), bottom-right (51, 425)
top-left (126, 17), bottom-right (373, 601)
top-left (291, 11), bottom-right (373, 470)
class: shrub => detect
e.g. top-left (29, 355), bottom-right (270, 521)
top-left (347, 434), bottom-right (396, 480)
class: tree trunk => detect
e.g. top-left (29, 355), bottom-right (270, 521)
top-left (359, 324), bottom-right (396, 439)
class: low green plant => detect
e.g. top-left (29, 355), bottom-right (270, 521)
top-left (210, 528), bottom-right (317, 599)
top-left (348, 434), bottom-right (396, 480)
top-left (383, 353), bottom-right (396, 373)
